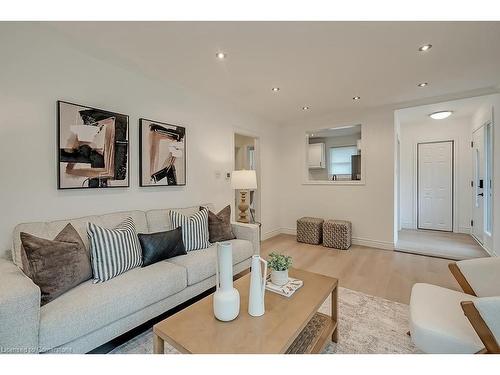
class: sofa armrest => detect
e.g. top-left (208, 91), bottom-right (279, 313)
top-left (0, 258), bottom-right (40, 353)
top-left (231, 222), bottom-right (260, 255)
top-left (455, 257), bottom-right (500, 297)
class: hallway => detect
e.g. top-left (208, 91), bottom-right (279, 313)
top-left (396, 229), bottom-right (489, 260)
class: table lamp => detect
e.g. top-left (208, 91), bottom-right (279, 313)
top-left (231, 170), bottom-right (257, 223)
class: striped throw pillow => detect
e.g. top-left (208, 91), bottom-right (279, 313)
top-left (87, 217), bottom-right (142, 283)
top-left (169, 209), bottom-right (211, 251)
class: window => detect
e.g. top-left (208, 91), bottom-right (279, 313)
top-left (329, 146), bottom-right (358, 176)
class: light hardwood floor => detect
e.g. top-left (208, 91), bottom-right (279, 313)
top-left (261, 234), bottom-right (461, 304)
top-left (396, 229), bottom-right (488, 260)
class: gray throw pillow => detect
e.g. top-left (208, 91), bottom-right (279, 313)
top-left (20, 224), bottom-right (92, 305)
top-left (201, 205), bottom-right (236, 243)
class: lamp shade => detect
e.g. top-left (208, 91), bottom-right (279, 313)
top-left (231, 170), bottom-right (257, 190)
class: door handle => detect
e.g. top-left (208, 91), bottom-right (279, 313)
top-left (478, 193), bottom-right (484, 197)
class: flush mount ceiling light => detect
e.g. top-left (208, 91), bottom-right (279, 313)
top-left (271, 87), bottom-right (280, 92)
top-left (302, 106), bottom-right (310, 110)
top-left (429, 111), bottom-right (452, 120)
top-left (353, 96), bottom-right (361, 100)
top-left (419, 44), bottom-right (432, 52)
top-left (216, 52), bottom-right (226, 59)
top-left (417, 82), bottom-right (428, 87)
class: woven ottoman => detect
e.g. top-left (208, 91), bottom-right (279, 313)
top-left (323, 220), bottom-right (352, 249)
top-left (296, 217), bottom-right (324, 245)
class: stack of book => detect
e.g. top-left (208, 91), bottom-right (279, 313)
top-left (265, 275), bottom-right (304, 297)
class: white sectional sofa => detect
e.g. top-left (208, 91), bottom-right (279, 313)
top-left (0, 204), bottom-right (259, 354)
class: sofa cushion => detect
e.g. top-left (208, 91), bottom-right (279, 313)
top-left (138, 227), bottom-right (186, 267)
top-left (12, 210), bottom-right (148, 268)
top-left (88, 217), bottom-right (143, 283)
top-left (145, 204), bottom-right (214, 233)
top-left (39, 260), bottom-right (187, 350)
top-left (167, 239), bottom-right (252, 286)
top-left (21, 223), bottom-right (92, 305)
top-left (202, 205), bottom-right (236, 243)
top-left (169, 209), bottom-right (211, 251)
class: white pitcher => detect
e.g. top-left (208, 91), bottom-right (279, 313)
top-left (213, 242), bottom-right (240, 321)
top-left (248, 254), bottom-right (268, 317)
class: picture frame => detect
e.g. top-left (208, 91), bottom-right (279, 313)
top-left (57, 100), bottom-right (130, 189)
top-left (139, 118), bottom-right (186, 187)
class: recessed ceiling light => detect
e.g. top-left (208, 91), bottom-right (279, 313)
top-left (302, 106), bottom-right (310, 110)
top-left (353, 96), bottom-right (361, 100)
top-left (271, 87), bottom-right (280, 92)
top-left (417, 82), bottom-right (428, 87)
top-left (216, 52), bottom-right (226, 59)
top-left (419, 44), bottom-right (432, 52)
top-left (429, 111), bottom-right (452, 120)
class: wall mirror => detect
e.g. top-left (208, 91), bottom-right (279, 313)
top-left (305, 124), bottom-right (363, 184)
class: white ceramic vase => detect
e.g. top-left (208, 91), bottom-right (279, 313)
top-left (213, 242), bottom-right (240, 321)
top-left (271, 269), bottom-right (289, 286)
top-left (248, 255), bottom-right (267, 317)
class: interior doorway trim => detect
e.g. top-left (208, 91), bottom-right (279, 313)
top-left (232, 128), bottom-right (261, 224)
top-left (416, 140), bottom-right (454, 232)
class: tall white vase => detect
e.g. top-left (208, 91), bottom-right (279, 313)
top-left (248, 255), bottom-right (268, 317)
top-left (213, 242), bottom-right (240, 321)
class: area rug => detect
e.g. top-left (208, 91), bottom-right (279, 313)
top-left (110, 287), bottom-right (421, 354)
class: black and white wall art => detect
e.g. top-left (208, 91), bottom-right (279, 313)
top-left (57, 101), bottom-right (129, 189)
top-left (139, 118), bottom-right (186, 186)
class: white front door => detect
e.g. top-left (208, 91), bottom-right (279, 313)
top-left (472, 128), bottom-right (485, 243)
top-left (417, 141), bottom-right (453, 231)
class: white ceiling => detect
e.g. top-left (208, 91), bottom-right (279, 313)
top-left (45, 21), bottom-right (500, 125)
top-left (396, 95), bottom-right (488, 125)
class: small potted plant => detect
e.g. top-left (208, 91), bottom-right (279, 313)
top-left (267, 251), bottom-right (293, 286)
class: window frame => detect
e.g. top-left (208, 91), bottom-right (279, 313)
top-left (303, 125), bottom-right (365, 186)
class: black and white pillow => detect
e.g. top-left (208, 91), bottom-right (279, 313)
top-left (169, 209), bottom-right (211, 251)
top-left (87, 217), bottom-right (142, 283)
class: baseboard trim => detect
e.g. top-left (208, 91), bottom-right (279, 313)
top-left (351, 237), bottom-right (395, 251)
top-left (261, 228), bottom-right (282, 241)
top-left (267, 227), bottom-right (395, 251)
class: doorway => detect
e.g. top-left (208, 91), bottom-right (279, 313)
top-left (234, 132), bottom-right (260, 223)
top-left (471, 122), bottom-right (493, 246)
top-left (394, 96), bottom-right (492, 260)
top-left (417, 141), bottom-right (453, 232)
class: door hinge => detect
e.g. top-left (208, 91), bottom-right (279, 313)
top-left (471, 141), bottom-right (474, 148)
top-left (471, 180), bottom-right (474, 187)
top-left (471, 220), bottom-right (474, 227)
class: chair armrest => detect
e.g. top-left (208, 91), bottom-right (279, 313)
top-left (462, 297), bottom-right (500, 354)
top-left (455, 257), bottom-right (500, 297)
top-left (231, 222), bottom-right (260, 255)
top-left (0, 258), bottom-right (40, 353)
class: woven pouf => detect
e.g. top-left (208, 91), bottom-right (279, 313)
top-left (296, 217), bottom-right (324, 245)
top-left (323, 220), bottom-right (352, 249)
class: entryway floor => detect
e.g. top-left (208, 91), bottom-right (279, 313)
top-left (396, 229), bottom-right (489, 260)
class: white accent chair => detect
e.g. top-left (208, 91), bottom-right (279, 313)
top-left (409, 257), bottom-right (500, 354)
top-left (449, 257), bottom-right (500, 297)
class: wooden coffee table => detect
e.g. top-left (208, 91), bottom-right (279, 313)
top-left (153, 268), bottom-right (338, 354)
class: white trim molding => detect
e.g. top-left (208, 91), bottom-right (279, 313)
top-left (268, 227), bottom-right (395, 251)
top-left (261, 228), bottom-right (282, 241)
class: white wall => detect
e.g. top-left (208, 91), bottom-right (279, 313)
top-left (399, 116), bottom-right (473, 233)
top-left (278, 109), bottom-right (395, 250)
top-left (0, 23), bottom-right (282, 257)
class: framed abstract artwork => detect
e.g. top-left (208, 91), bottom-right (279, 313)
top-left (57, 101), bottom-right (129, 189)
top-left (139, 118), bottom-right (186, 186)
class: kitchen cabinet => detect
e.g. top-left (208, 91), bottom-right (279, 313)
top-left (308, 143), bottom-right (326, 169)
